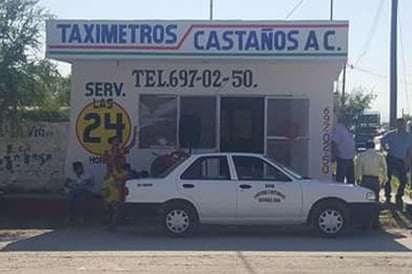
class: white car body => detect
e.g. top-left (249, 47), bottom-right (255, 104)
top-left (124, 153), bottom-right (377, 228)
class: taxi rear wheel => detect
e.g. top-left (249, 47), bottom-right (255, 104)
top-left (161, 202), bottom-right (198, 237)
top-left (313, 202), bottom-right (349, 238)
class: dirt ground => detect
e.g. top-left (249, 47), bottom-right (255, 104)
top-left (0, 225), bottom-right (411, 273)
top-left (1, 251), bottom-right (412, 274)
top-left (0, 200), bottom-right (411, 273)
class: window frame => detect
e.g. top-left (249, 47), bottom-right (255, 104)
top-left (180, 155), bottom-right (232, 181)
top-left (231, 155), bottom-right (292, 182)
top-left (179, 96), bottom-right (217, 149)
top-left (139, 94), bottom-right (178, 148)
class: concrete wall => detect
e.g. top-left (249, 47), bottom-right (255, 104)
top-left (0, 122), bottom-right (68, 192)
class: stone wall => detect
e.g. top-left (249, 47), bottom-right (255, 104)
top-left (0, 122), bottom-right (68, 192)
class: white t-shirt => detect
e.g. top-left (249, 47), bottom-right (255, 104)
top-left (69, 172), bottom-right (94, 191)
top-left (332, 123), bottom-right (356, 160)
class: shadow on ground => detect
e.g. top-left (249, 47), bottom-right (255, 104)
top-left (1, 224), bottom-right (411, 252)
top-left (380, 205), bottom-right (412, 230)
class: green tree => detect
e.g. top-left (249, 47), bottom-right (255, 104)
top-left (0, 0), bottom-right (70, 134)
top-left (334, 87), bottom-right (377, 129)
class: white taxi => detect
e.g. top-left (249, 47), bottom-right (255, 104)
top-left (124, 153), bottom-right (378, 237)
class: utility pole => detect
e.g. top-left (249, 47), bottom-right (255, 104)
top-left (389, 0), bottom-right (398, 127)
top-left (342, 63), bottom-right (346, 106)
top-left (210, 0), bottom-right (213, 20)
top-left (330, 0), bottom-right (334, 21)
top-left (330, 0), bottom-right (347, 107)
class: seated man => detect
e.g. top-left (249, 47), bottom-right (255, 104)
top-left (65, 161), bottom-right (94, 225)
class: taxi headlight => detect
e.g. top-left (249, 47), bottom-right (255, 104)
top-left (366, 192), bottom-right (376, 201)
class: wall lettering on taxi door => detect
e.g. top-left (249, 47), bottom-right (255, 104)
top-left (254, 190), bottom-right (286, 203)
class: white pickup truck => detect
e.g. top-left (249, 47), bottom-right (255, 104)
top-left (124, 153), bottom-right (378, 237)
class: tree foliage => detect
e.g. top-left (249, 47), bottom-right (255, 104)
top-left (0, 0), bottom-right (70, 134)
top-left (334, 87), bottom-right (377, 128)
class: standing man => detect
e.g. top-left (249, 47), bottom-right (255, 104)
top-left (354, 140), bottom-right (387, 228)
top-left (355, 140), bottom-right (387, 201)
top-left (332, 116), bottom-right (356, 184)
top-left (381, 118), bottom-right (412, 208)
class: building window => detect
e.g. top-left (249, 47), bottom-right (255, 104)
top-left (179, 96), bottom-right (216, 149)
top-left (139, 95), bottom-right (177, 148)
top-left (266, 98), bottom-right (309, 176)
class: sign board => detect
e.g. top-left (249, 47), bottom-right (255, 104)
top-left (46, 20), bottom-right (348, 60)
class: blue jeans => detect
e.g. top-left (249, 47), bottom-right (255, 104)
top-left (336, 158), bottom-right (355, 184)
top-left (385, 156), bottom-right (407, 201)
top-left (67, 189), bottom-right (90, 223)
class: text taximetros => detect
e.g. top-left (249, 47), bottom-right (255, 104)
top-left (55, 23), bottom-right (342, 52)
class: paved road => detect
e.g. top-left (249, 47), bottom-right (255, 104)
top-left (0, 225), bottom-right (411, 273)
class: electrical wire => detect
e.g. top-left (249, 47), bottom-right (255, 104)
top-left (355, 0), bottom-right (385, 66)
top-left (285, 0), bottom-right (305, 20)
top-left (349, 64), bottom-right (387, 79)
top-left (349, 64), bottom-right (412, 87)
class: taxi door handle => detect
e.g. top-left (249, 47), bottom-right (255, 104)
top-left (183, 184), bottom-right (195, 189)
top-left (239, 184), bottom-right (252, 189)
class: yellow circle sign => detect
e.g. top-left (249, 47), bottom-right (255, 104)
top-left (76, 101), bottom-right (132, 155)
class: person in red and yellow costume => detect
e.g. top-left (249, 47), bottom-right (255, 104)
top-left (102, 126), bottom-right (137, 231)
top-left (102, 164), bottom-right (130, 231)
top-left (103, 125), bottom-right (138, 174)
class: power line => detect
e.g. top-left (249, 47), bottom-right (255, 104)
top-left (350, 65), bottom-right (387, 79)
top-left (355, 0), bottom-right (385, 66)
top-left (285, 0), bottom-right (305, 20)
top-left (348, 64), bottom-right (412, 87)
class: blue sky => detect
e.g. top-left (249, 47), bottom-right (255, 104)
top-left (39, 0), bottom-right (412, 122)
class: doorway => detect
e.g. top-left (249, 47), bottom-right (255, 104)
top-left (220, 97), bottom-right (264, 153)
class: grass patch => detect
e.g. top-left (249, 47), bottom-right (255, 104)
top-left (388, 176), bottom-right (411, 196)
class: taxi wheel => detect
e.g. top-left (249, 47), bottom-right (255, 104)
top-left (313, 202), bottom-right (349, 238)
top-left (161, 202), bottom-right (198, 237)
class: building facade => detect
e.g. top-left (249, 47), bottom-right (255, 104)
top-left (46, 20), bottom-right (348, 189)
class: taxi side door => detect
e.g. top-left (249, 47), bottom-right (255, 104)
top-left (176, 155), bottom-right (238, 221)
top-left (231, 155), bottom-right (303, 223)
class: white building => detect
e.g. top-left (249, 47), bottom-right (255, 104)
top-left (46, 20), bottom-right (348, 188)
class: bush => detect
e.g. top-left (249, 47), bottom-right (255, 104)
top-left (21, 108), bottom-right (70, 122)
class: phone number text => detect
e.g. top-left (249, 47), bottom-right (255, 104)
top-left (132, 69), bottom-right (258, 89)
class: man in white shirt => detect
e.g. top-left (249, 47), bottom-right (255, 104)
top-left (65, 161), bottom-right (94, 225)
top-left (355, 140), bottom-right (387, 201)
top-left (354, 140), bottom-right (386, 228)
top-left (332, 117), bottom-right (356, 184)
